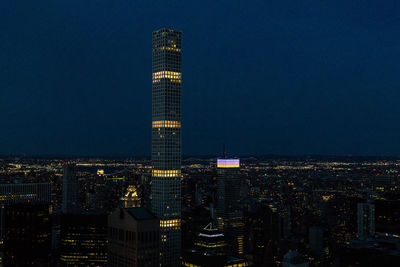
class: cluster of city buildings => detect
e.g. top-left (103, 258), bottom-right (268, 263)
top-left (0, 28), bottom-right (399, 267)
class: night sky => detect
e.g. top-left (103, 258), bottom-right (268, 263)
top-left (1, 0), bottom-right (400, 157)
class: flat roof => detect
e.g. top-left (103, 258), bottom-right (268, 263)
top-left (125, 207), bottom-right (157, 220)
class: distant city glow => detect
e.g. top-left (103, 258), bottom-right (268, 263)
top-left (217, 159), bottom-right (240, 168)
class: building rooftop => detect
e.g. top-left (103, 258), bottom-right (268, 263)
top-left (126, 207), bottom-right (157, 220)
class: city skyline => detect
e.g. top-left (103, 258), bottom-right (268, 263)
top-left (1, 1), bottom-right (400, 157)
top-left (1, 2), bottom-right (400, 266)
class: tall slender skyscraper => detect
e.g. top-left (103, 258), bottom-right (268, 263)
top-left (151, 28), bottom-right (182, 266)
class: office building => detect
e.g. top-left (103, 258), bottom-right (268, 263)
top-left (108, 207), bottom-right (160, 267)
top-left (357, 202), bottom-right (375, 240)
top-left (2, 203), bottom-right (52, 266)
top-left (216, 158), bottom-right (245, 256)
top-left (62, 163), bottom-right (79, 213)
top-left (58, 213), bottom-right (108, 266)
top-left (0, 182), bottom-right (52, 265)
top-left (0, 182), bottom-right (51, 204)
top-left (151, 28), bottom-right (182, 266)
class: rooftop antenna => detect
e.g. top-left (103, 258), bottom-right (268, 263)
top-left (222, 144), bottom-right (226, 158)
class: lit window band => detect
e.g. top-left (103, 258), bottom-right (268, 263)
top-left (152, 169), bottom-right (181, 177)
top-left (152, 120), bottom-right (181, 128)
top-left (157, 46), bottom-right (181, 52)
top-left (217, 159), bottom-right (240, 168)
top-left (160, 219), bottom-right (181, 229)
top-left (152, 71), bottom-right (181, 83)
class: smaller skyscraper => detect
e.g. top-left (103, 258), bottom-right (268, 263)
top-left (357, 202), bottom-right (375, 240)
top-left (216, 158), bottom-right (245, 256)
top-left (62, 163), bottom-right (79, 214)
top-left (108, 207), bottom-right (160, 267)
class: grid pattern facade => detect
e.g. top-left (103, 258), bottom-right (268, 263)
top-left (0, 183), bottom-right (51, 204)
top-left (216, 162), bottom-right (245, 256)
top-left (151, 28), bottom-right (182, 267)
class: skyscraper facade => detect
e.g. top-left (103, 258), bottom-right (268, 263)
top-left (357, 202), bottom-right (375, 240)
top-left (62, 163), bottom-right (79, 214)
top-left (216, 159), bottom-right (245, 256)
top-left (151, 28), bottom-right (182, 266)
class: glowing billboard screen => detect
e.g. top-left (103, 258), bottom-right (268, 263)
top-left (217, 159), bottom-right (240, 168)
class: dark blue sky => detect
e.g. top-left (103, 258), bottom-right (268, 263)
top-left (1, 0), bottom-right (400, 157)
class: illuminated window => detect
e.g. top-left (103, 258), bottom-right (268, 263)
top-left (160, 219), bottom-right (181, 229)
top-left (157, 46), bottom-right (181, 52)
top-left (152, 71), bottom-right (181, 83)
top-left (152, 120), bottom-right (181, 128)
top-left (152, 169), bottom-right (181, 177)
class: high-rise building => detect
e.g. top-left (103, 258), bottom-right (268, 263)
top-left (216, 159), bottom-right (245, 256)
top-left (0, 182), bottom-right (52, 264)
top-left (1, 203), bottom-right (52, 266)
top-left (151, 28), bottom-right (182, 266)
top-left (62, 163), bottom-right (79, 214)
top-left (108, 207), bottom-right (160, 267)
top-left (357, 202), bottom-right (375, 240)
top-left (58, 213), bottom-right (108, 266)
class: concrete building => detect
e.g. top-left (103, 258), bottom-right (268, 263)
top-left (108, 207), bottom-right (159, 267)
top-left (58, 213), bottom-right (108, 266)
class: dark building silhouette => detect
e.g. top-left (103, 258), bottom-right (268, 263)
top-left (181, 222), bottom-right (249, 267)
top-left (0, 182), bottom-right (52, 265)
top-left (2, 203), bottom-right (52, 266)
top-left (58, 213), bottom-right (107, 266)
top-left (108, 207), bottom-right (159, 267)
top-left (337, 235), bottom-right (400, 267)
top-left (375, 199), bottom-right (400, 235)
